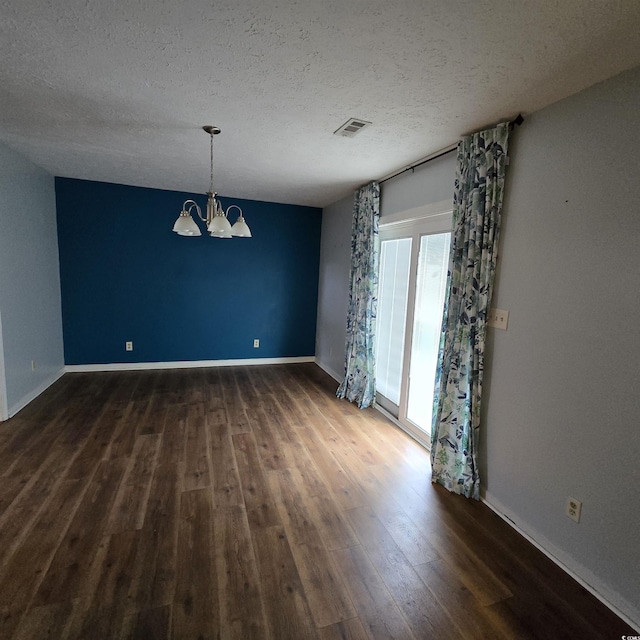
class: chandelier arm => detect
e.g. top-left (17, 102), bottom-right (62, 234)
top-left (225, 204), bottom-right (243, 219)
top-left (183, 199), bottom-right (205, 222)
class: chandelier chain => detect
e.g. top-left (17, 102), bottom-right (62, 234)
top-left (209, 131), bottom-right (215, 194)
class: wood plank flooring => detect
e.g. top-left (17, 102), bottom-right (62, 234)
top-left (0, 364), bottom-right (633, 639)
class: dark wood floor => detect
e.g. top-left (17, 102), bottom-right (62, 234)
top-left (0, 364), bottom-right (633, 639)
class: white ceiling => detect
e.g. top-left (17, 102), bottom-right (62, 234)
top-left (1, 1), bottom-right (640, 208)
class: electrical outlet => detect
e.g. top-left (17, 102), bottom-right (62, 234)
top-left (125, 341), bottom-right (133, 351)
top-left (566, 497), bottom-right (582, 523)
top-left (488, 308), bottom-right (509, 330)
top-left (253, 339), bottom-right (259, 348)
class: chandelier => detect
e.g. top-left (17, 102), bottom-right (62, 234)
top-left (172, 126), bottom-right (252, 238)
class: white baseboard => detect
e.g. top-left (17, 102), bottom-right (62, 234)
top-left (64, 355), bottom-right (315, 373)
top-left (314, 359), bottom-right (342, 383)
top-left (482, 492), bottom-right (640, 632)
top-left (8, 367), bottom-right (66, 418)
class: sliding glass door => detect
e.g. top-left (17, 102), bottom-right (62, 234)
top-left (375, 238), bottom-right (411, 408)
top-left (375, 212), bottom-right (451, 448)
top-left (405, 233), bottom-right (450, 434)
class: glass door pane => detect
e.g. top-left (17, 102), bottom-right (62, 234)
top-left (375, 237), bottom-right (412, 408)
top-left (406, 233), bottom-right (450, 435)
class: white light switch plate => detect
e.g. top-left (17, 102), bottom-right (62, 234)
top-left (488, 308), bottom-right (509, 330)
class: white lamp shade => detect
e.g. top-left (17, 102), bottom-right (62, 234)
top-left (231, 216), bottom-right (252, 237)
top-left (208, 214), bottom-right (233, 238)
top-left (173, 212), bottom-right (201, 236)
top-left (210, 229), bottom-right (232, 238)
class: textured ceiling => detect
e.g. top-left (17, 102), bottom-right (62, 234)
top-left (1, 0), bottom-right (640, 208)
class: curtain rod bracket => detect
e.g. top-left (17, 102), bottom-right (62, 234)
top-left (509, 113), bottom-right (524, 129)
top-left (379, 113), bottom-right (524, 185)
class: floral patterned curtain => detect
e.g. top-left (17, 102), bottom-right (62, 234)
top-left (431, 123), bottom-right (510, 499)
top-left (337, 182), bottom-right (380, 409)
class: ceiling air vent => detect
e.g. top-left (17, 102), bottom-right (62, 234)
top-left (334, 117), bottom-right (372, 138)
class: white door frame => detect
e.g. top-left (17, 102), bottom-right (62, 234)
top-left (377, 200), bottom-right (453, 448)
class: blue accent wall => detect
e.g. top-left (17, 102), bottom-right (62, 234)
top-left (55, 178), bottom-right (322, 365)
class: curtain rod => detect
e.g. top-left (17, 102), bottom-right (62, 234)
top-left (379, 145), bottom-right (457, 184)
top-left (378, 113), bottom-right (524, 185)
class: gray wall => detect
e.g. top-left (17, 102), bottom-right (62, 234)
top-left (315, 194), bottom-right (352, 380)
top-left (482, 65), bottom-right (640, 625)
top-left (315, 65), bottom-right (640, 627)
top-left (316, 153), bottom-right (456, 381)
top-left (380, 151), bottom-right (455, 220)
top-left (0, 142), bottom-right (64, 417)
